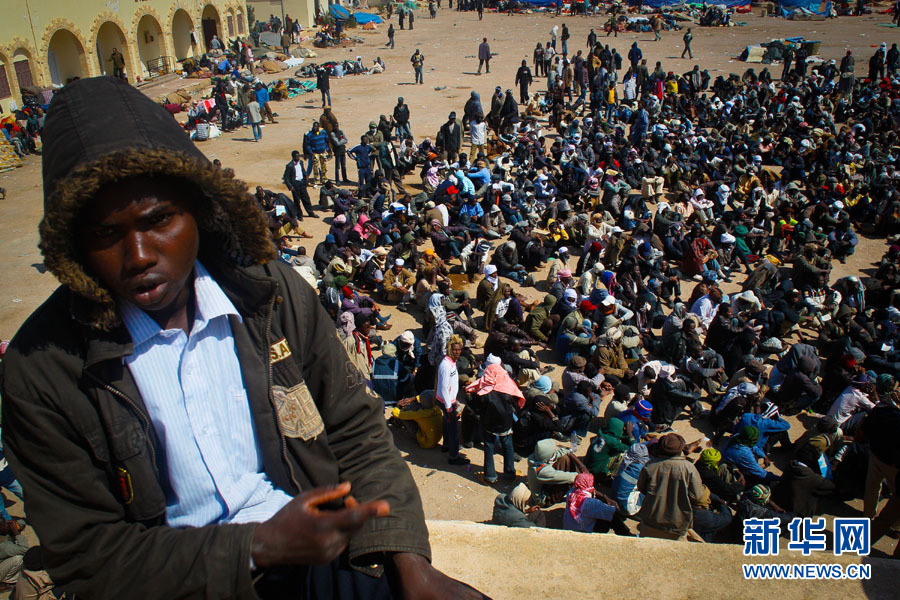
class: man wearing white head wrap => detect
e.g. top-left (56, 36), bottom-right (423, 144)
top-left (577, 261), bottom-right (607, 296)
top-left (477, 264), bottom-right (500, 308)
top-left (485, 354), bottom-right (502, 366)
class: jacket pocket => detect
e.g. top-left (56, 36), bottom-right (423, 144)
top-left (108, 420), bottom-right (166, 519)
top-left (272, 382), bottom-right (325, 441)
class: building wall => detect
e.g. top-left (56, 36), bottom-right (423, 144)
top-left (246, 0), bottom-right (335, 30)
top-left (0, 0), bottom-right (249, 117)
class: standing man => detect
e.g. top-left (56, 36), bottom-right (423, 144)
top-left (651, 14), bottom-right (663, 42)
top-left (210, 34), bottom-right (223, 51)
top-left (515, 59), bottom-right (533, 104)
top-left (681, 28), bottom-right (693, 59)
top-left (284, 149), bottom-right (318, 218)
top-left (795, 43), bottom-right (808, 78)
top-left (316, 67), bottom-right (331, 108)
top-left (347, 136), bottom-right (375, 192)
top-left (303, 122), bottom-right (330, 186)
top-left (330, 125), bottom-right (350, 184)
top-left (409, 8), bottom-right (415, 30)
top-left (411, 49), bottom-right (425, 84)
top-left (477, 38), bottom-right (492, 75)
top-left (399, 7), bottom-right (405, 30)
top-left (561, 23), bottom-right (570, 57)
top-left (109, 48), bottom-right (126, 79)
top-left (281, 28), bottom-right (291, 56)
top-left (388, 23), bottom-right (395, 49)
top-left (255, 83), bottom-right (277, 124)
top-left (628, 42), bottom-right (642, 71)
top-left (587, 28), bottom-right (597, 50)
top-left (781, 43), bottom-right (795, 81)
top-left (437, 336), bottom-right (470, 465)
top-left (3, 76), bottom-right (481, 600)
top-left (247, 95), bottom-right (262, 142)
top-left (436, 112), bottom-right (463, 162)
top-left (393, 97), bottom-right (412, 139)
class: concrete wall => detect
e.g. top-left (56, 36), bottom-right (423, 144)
top-left (428, 520), bottom-right (900, 600)
top-left (0, 0), bottom-right (249, 117)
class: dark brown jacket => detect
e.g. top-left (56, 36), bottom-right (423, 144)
top-left (2, 76), bottom-right (428, 599)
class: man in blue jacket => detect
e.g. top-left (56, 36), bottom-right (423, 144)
top-left (302, 121), bottom-right (330, 186)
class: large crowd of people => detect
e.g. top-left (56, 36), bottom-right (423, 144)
top-left (260, 19), bottom-right (900, 553)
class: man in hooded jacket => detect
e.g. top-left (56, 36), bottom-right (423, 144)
top-left (1, 77), bottom-right (479, 600)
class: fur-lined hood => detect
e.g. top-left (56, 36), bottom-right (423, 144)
top-left (39, 76), bottom-right (275, 330)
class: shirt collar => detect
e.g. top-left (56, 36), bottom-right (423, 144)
top-left (120, 260), bottom-right (242, 349)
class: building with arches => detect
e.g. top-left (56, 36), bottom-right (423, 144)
top-left (0, 0), bottom-right (248, 118)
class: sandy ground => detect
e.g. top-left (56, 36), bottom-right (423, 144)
top-left (1, 5), bottom-right (899, 573)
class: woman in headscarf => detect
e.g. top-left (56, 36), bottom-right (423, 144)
top-left (467, 363), bottom-right (526, 483)
top-left (498, 89), bottom-right (519, 135)
top-left (492, 482), bottom-right (545, 528)
top-left (563, 473), bottom-right (624, 534)
top-left (463, 91), bottom-right (484, 130)
top-left (694, 447), bottom-right (744, 503)
top-left (487, 87), bottom-right (504, 132)
top-left (612, 442), bottom-right (650, 516)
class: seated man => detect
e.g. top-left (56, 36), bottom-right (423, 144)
top-left (2, 77), bottom-right (477, 600)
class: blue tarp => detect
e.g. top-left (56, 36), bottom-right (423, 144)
top-left (354, 12), bottom-right (384, 24)
top-left (779, 0), bottom-right (830, 16)
top-left (518, 0), bottom-right (558, 6)
top-left (627, 0), bottom-right (749, 6)
top-left (330, 5), bottom-right (351, 20)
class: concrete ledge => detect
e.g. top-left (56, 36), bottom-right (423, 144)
top-left (427, 520), bottom-right (900, 599)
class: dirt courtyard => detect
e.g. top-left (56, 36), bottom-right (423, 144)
top-left (1, 5), bottom-right (898, 556)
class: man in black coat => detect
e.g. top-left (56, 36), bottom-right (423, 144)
top-left (282, 150), bottom-right (318, 219)
top-left (515, 60), bottom-right (533, 104)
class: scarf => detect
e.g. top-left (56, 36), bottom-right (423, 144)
top-left (338, 311), bottom-right (355, 339)
top-left (509, 482), bottom-right (531, 513)
top-left (737, 425), bottom-right (760, 447)
top-left (749, 484), bottom-right (771, 505)
top-left (352, 331), bottom-right (373, 367)
top-left (466, 364), bottom-right (526, 407)
top-left (567, 473), bottom-right (595, 521)
top-left (621, 443), bottom-right (650, 473)
top-left (697, 448), bottom-right (722, 473)
top-left (427, 294), bottom-right (453, 367)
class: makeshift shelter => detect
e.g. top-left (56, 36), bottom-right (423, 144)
top-left (331, 5), bottom-right (351, 20)
top-left (628, 0), bottom-right (751, 7)
top-left (355, 12), bottom-right (384, 24)
top-left (779, 0), bottom-right (831, 17)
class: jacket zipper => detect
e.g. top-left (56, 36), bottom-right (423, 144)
top-left (264, 293), bottom-right (301, 493)
top-left (86, 371), bottom-right (159, 474)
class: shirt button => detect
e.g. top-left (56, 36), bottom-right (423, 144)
top-left (202, 426), bottom-right (210, 435)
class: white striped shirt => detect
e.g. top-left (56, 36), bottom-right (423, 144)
top-left (121, 261), bottom-right (292, 528)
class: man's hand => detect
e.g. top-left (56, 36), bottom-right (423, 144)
top-left (251, 482), bottom-right (389, 569)
top-left (389, 552), bottom-right (487, 600)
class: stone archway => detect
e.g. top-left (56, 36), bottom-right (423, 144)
top-left (135, 14), bottom-right (166, 78)
top-left (201, 4), bottom-right (223, 52)
top-left (171, 9), bottom-right (197, 61)
top-left (94, 21), bottom-right (128, 77)
top-left (46, 29), bottom-right (88, 85)
top-left (0, 50), bottom-right (18, 107)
